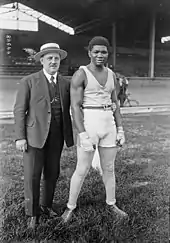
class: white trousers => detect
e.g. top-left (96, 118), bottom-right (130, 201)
top-left (67, 110), bottom-right (118, 210)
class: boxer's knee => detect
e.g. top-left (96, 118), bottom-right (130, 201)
top-left (75, 162), bottom-right (90, 178)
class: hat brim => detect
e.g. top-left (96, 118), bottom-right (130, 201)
top-left (34, 48), bottom-right (67, 62)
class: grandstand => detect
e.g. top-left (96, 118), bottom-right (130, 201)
top-left (0, 63), bottom-right (68, 76)
top-left (1, 47), bottom-right (170, 78)
top-left (0, 0), bottom-right (170, 78)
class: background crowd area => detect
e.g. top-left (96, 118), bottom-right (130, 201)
top-left (1, 52), bottom-right (170, 78)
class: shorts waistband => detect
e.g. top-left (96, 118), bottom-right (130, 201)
top-left (82, 105), bottom-right (112, 111)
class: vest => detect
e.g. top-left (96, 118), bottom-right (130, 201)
top-left (46, 78), bottom-right (63, 124)
top-left (80, 66), bottom-right (115, 107)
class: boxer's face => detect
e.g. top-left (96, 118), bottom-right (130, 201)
top-left (40, 52), bottom-right (61, 75)
top-left (88, 45), bottom-right (108, 67)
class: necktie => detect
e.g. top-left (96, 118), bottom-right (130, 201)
top-left (50, 75), bottom-right (56, 88)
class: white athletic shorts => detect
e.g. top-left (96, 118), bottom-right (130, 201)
top-left (82, 109), bottom-right (117, 147)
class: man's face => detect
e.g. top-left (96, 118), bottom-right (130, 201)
top-left (40, 52), bottom-right (61, 75)
top-left (88, 45), bottom-right (108, 67)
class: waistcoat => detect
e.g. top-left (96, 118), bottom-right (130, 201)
top-left (46, 78), bottom-right (63, 124)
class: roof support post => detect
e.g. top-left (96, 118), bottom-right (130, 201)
top-left (111, 22), bottom-right (116, 69)
top-left (148, 11), bottom-right (156, 79)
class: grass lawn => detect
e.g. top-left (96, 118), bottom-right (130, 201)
top-left (0, 113), bottom-right (169, 243)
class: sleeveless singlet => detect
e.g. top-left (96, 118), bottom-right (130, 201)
top-left (80, 66), bottom-right (115, 107)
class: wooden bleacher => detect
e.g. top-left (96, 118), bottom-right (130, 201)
top-left (0, 54), bottom-right (170, 77)
top-left (0, 63), bottom-right (69, 76)
top-left (0, 64), bottom-right (41, 76)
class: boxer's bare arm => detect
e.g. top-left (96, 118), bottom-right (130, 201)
top-left (70, 69), bottom-right (86, 133)
top-left (111, 81), bottom-right (123, 128)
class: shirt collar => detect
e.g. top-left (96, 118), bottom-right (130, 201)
top-left (43, 69), bottom-right (58, 83)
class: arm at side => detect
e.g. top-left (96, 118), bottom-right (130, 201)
top-left (70, 69), bottom-right (86, 133)
top-left (13, 78), bottom-right (30, 140)
top-left (111, 73), bottom-right (123, 128)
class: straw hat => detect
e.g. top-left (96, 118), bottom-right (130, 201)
top-left (34, 43), bottom-right (67, 62)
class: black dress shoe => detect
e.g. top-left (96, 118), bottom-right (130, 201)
top-left (27, 216), bottom-right (39, 229)
top-left (40, 205), bottom-right (57, 217)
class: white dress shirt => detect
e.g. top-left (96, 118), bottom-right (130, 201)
top-left (43, 69), bottom-right (58, 84)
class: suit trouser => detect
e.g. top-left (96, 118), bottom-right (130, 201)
top-left (23, 117), bottom-right (64, 216)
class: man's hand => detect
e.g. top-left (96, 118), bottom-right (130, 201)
top-left (79, 132), bottom-right (94, 152)
top-left (16, 139), bottom-right (27, 152)
top-left (116, 127), bottom-right (125, 146)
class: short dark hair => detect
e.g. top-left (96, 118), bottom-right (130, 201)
top-left (88, 36), bottom-right (110, 51)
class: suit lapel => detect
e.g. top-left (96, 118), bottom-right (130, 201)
top-left (58, 74), bottom-right (66, 110)
top-left (37, 71), bottom-right (66, 107)
top-left (38, 70), bottom-right (50, 102)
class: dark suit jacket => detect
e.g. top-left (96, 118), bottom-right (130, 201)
top-left (14, 70), bottom-right (74, 148)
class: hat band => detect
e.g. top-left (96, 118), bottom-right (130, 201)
top-left (41, 47), bottom-right (62, 52)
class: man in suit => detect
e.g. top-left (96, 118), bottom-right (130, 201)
top-left (14, 43), bottom-right (74, 229)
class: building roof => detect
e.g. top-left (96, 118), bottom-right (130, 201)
top-left (0, 0), bottom-right (170, 48)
